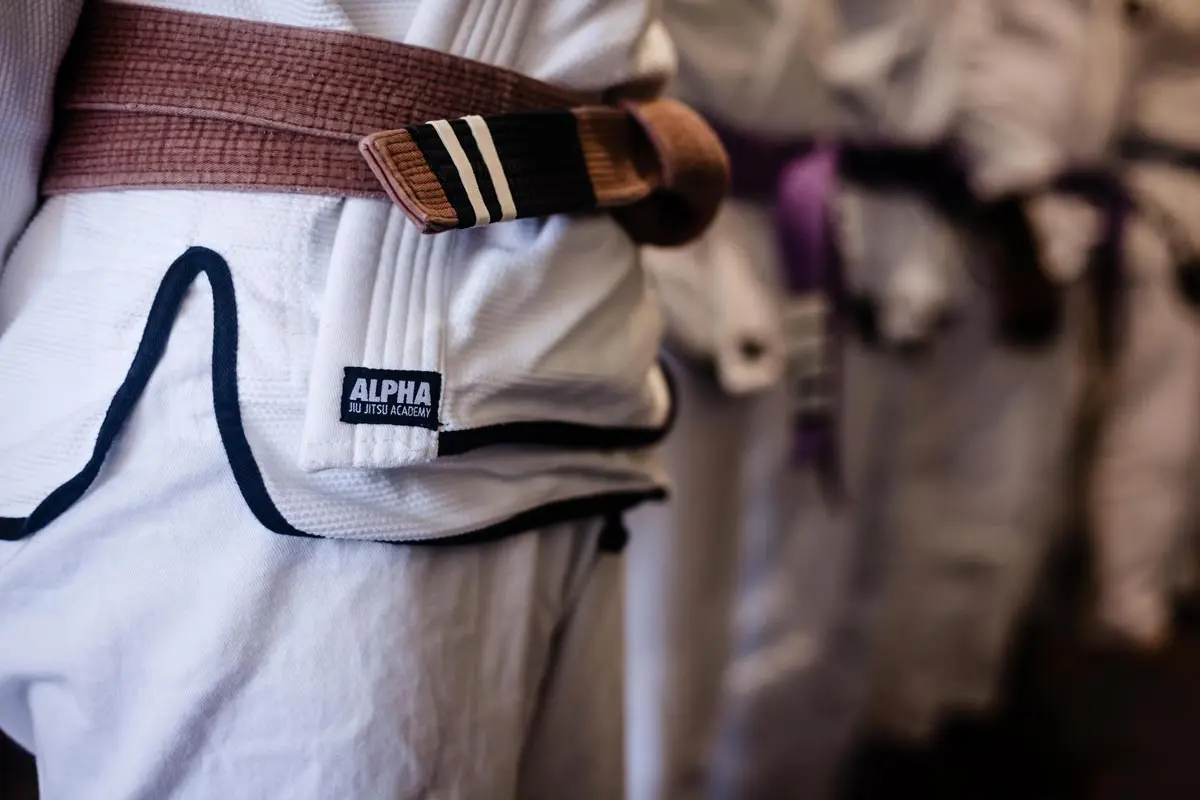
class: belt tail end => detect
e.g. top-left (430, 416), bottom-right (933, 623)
top-left (359, 130), bottom-right (459, 233)
top-left (611, 99), bottom-right (730, 248)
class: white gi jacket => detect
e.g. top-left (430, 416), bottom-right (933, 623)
top-left (0, 0), bottom-right (679, 543)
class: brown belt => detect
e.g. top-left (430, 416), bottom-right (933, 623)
top-left (42, 2), bottom-right (729, 247)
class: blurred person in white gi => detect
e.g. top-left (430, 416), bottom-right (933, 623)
top-left (824, 0), bottom-right (1083, 748)
top-left (963, 0), bottom-right (1200, 652)
top-left (625, 1), bottom-right (845, 797)
top-left (626, 0), bottom-right (1078, 794)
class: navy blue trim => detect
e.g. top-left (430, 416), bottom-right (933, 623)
top-left (0, 246), bottom-right (302, 540)
top-left (0, 247), bottom-right (663, 547)
top-left (0, 248), bottom-right (229, 540)
top-left (436, 361), bottom-right (678, 457)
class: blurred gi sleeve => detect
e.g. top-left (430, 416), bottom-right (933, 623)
top-left (958, 0), bottom-right (1131, 198)
top-left (822, 0), bottom-right (978, 144)
top-left (0, 0), bottom-right (83, 265)
top-left (957, 0), bottom-right (1132, 283)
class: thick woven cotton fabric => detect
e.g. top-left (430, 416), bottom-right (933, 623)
top-left (0, 0), bottom-right (677, 537)
top-left (46, 5), bottom-right (729, 247)
top-left (0, 391), bottom-right (625, 798)
top-left (0, 1), bottom-right (83, 264)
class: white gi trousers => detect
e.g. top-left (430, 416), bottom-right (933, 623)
top-left (0, 251), bottom-right (625, 800)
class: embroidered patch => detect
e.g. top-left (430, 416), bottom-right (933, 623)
top-left (340, 368), bottom-right (442, 430)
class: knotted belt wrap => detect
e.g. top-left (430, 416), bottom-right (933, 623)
top-left (42, 2), bottom-right (729, 247)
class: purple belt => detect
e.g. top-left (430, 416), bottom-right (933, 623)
top-left (709, 119), bottom-right (974, 490)
top-left (716, 123), bottom-right (974, 294)
top-left (710, 123), bottom-right (840, 479)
